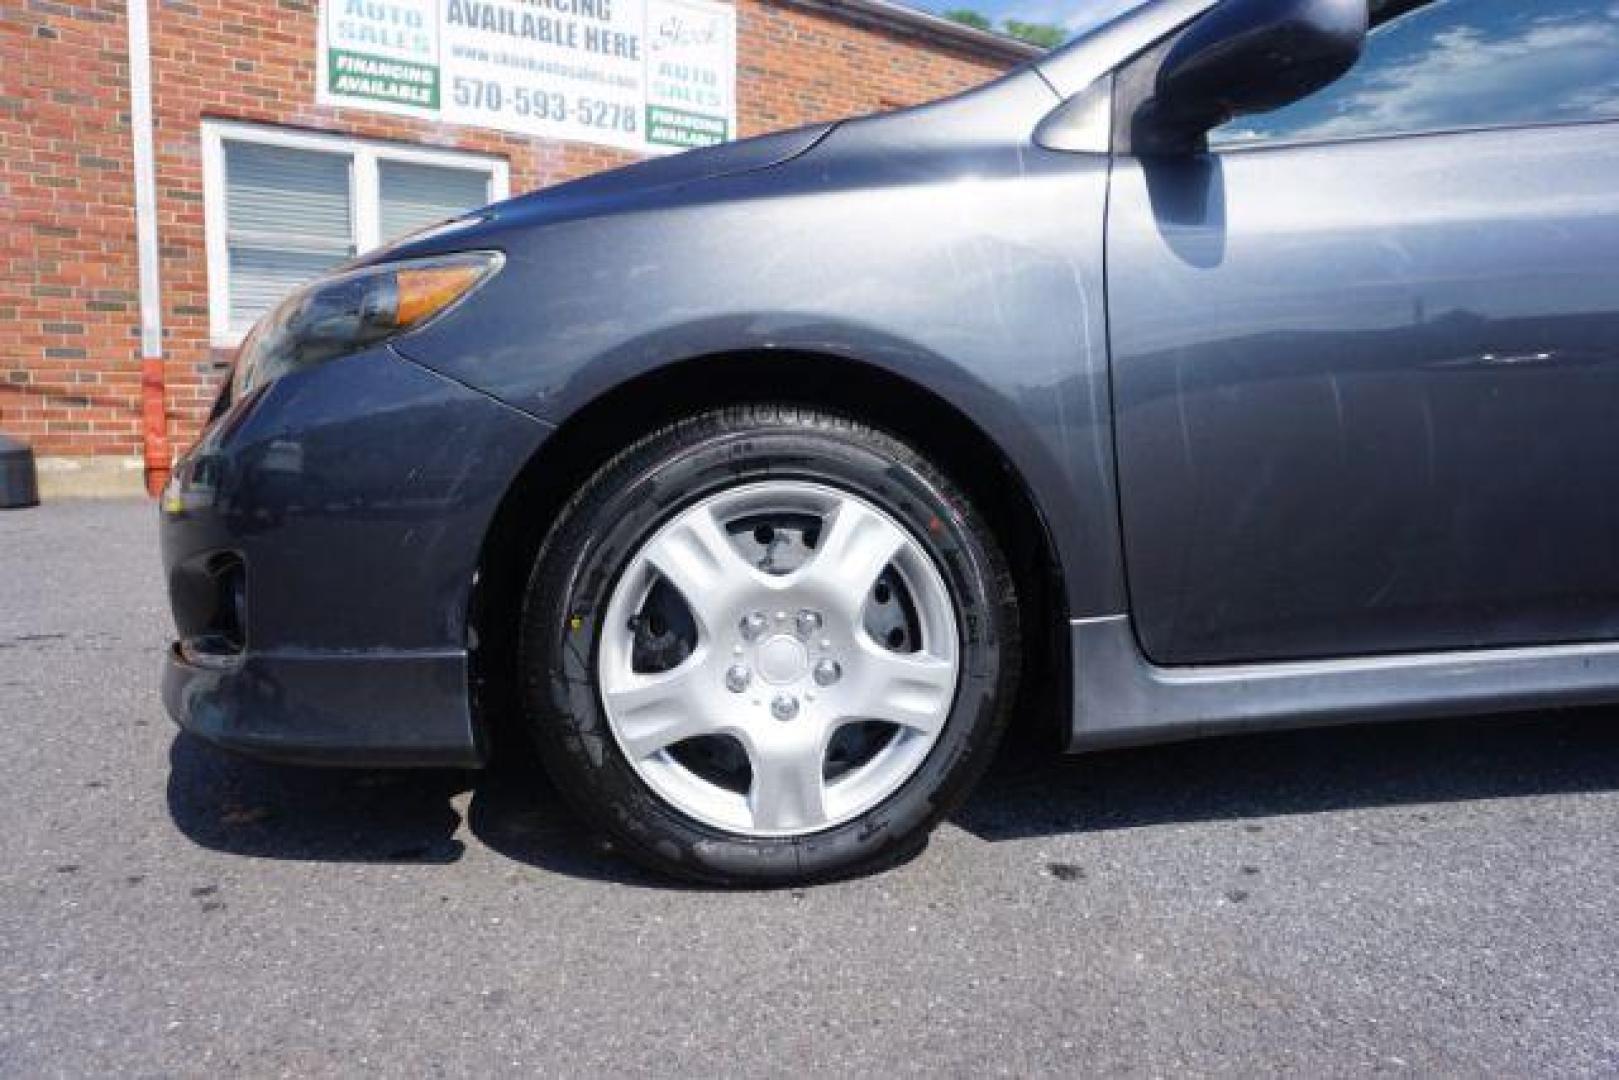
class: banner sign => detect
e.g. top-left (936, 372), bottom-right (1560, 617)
top-left (317, 0), bottom-right (737, 154)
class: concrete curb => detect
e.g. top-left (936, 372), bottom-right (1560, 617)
top-left (35, 456), bottom-right (149, 499)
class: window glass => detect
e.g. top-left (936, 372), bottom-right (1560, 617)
top-left (379, 161), bottom-right (491, 243)
top-left (223, 142), bottom-right (354, 333)
top-left (1212, 0), bottom-right (1619, 148)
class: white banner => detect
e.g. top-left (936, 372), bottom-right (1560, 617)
top-left (317, 0), bottom-right (737, 154)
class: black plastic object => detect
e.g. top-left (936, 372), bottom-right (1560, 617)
top-left (1129, 0), bottom-right (1368, 155)
top-left (0, 432), bottom-right (39, 509)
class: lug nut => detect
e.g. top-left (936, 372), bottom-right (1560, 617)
top-left (739, 612), bottom-right (768, 641)
top-left (813, 659), bottom-right (842, 687)
top-left (770, 694), bottom-right (800, 721)
top-left (795, 609), bottom-right (823, 638)
top-left (725, 665), bottom-right (752, 693)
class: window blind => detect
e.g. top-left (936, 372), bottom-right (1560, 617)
top-left (223, 141), bottom-right (354, 333)
top-left (379, 160), bottom-right (491, 243)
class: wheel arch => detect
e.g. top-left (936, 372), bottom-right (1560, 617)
top-left (467, 349), bottom-right (1073, 757)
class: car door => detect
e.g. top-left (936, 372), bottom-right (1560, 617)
top-left (1106, 0), bottom-right (1619, 665)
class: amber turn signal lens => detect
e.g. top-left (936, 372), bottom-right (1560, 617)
top-left (395, 263), bottom-right (490, 328)
top-left (232, 252), bottom-right (502, 395)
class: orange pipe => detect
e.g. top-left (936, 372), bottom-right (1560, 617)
top-left (141, 355), bottom-right (169, 496)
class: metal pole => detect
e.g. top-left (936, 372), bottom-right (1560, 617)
top-left (127, 0), bottom-right (170, 495)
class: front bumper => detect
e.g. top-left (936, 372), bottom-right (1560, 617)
top-left (162, 642), bottom-right (478, 766)
top-left (159, 344), bottom-right (552, 767)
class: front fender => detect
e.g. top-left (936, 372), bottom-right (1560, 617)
top-left (393, 86), bottom-right (1127, 617)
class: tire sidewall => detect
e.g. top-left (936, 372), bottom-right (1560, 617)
top-left (523, 416), bottom-right (1011, 884)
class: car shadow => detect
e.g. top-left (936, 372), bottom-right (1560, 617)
top-left (955, 707), bottom-right (1619, 842)
top-left (164, 733), bottom-right (677, 886)
top-left (167, 707), bottom-right (1619, 882)
top-left (165, 734), bottom-right (473, 865)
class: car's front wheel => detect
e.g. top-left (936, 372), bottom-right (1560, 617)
top-left (520, 405), bottom-right (1018, 885)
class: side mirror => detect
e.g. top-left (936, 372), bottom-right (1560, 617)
top-left (1131, 0), bottom-right (1367, 155)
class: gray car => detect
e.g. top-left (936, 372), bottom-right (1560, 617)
top-left (159, 0), bottom-right (1619, 884)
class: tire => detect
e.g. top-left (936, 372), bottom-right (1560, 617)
top-left (519, 405), bottom-right (1019, 885)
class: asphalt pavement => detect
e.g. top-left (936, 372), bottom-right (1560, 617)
top-left (2, 498), bottom-right (1617, 1076)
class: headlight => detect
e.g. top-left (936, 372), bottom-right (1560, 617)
top-left (232, 251), bottom-right (502, 396)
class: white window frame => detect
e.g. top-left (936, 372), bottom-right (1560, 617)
top-left (200, 119), bottom-right (510, 348)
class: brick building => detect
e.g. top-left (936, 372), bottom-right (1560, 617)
top-left (1, 0), bottom-right (1035, 495)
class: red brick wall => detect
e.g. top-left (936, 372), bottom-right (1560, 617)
top-left (1, 0), bottom-right (1014, 463)
top-left (1, 0), bottom-right (144, 459)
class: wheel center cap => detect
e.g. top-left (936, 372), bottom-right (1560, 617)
top-left (756, 634), bottom-right (808, 685)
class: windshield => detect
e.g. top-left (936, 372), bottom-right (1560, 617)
top-left (1059, 0), bottom-right (1425, 48)
top-left (1061, 0), bottom-right (1160, 42)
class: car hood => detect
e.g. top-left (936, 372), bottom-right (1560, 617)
top-left (533, 121), bottom-right (837, 204)
top-left (371, 65), bottom-right (1056, 266)
top-left (374, 121), bottom-right (837, 261)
